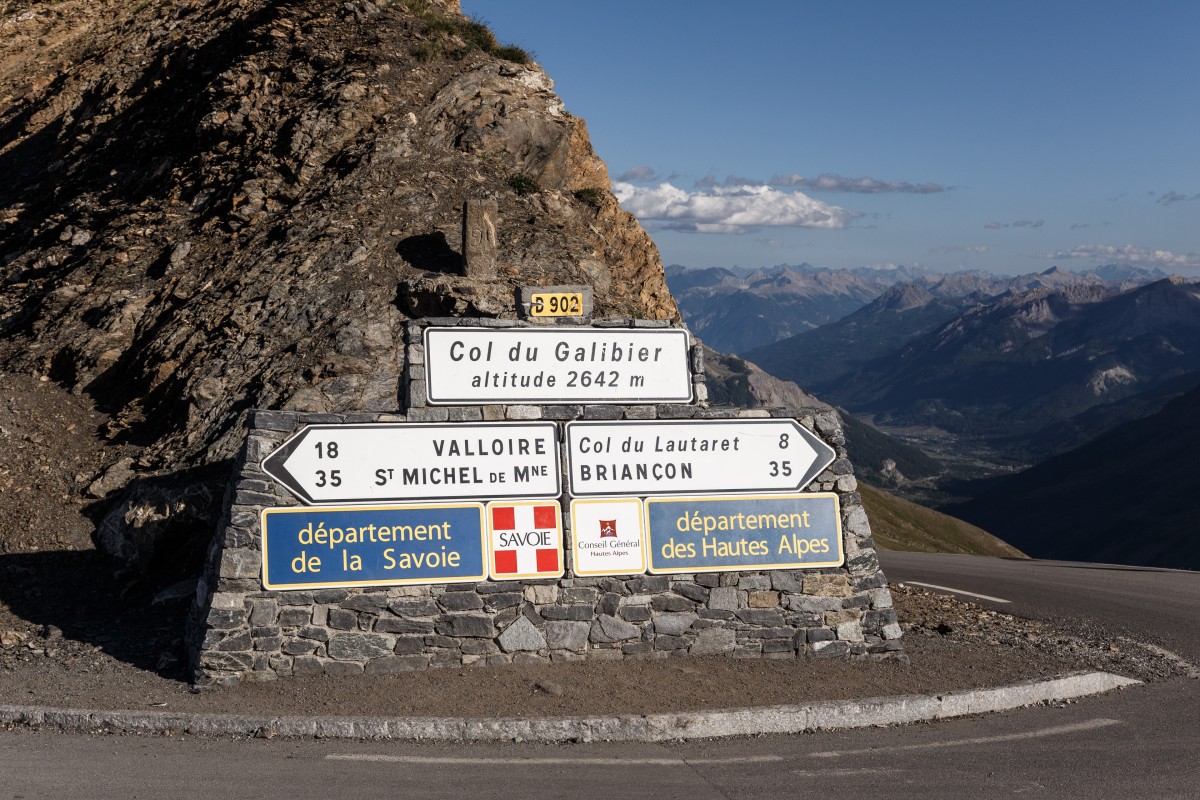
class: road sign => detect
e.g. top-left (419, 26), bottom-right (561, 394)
top-left (423, 327), bottom-right (693, 405)
top-left (565, 418), bottom-right (836, 497)
top-left (569, 497), bottom-right (647, 577)
top-left (260, 503), bottom-right (487, 590)
top-left (262, 423), bottom-right (560, 505)
top-left (644, 493), bottom-right (844, 574)
top-left (486, 500), bottom-right (564, 580)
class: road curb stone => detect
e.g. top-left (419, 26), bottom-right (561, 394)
top-left (0, 671), bottom-right (1139, 742)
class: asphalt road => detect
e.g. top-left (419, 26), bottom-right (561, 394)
top-left (3, 553), bottom-right (1198, 799)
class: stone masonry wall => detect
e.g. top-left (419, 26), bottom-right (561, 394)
top-left (186, 319), bottom-right (901, 685)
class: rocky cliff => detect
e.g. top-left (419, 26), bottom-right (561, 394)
top-left (0, 0), bottom-right (678, 480)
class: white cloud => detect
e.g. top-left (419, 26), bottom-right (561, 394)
top-left (612, 181), bottom-right (860, 234)
top-left (770, 173), bottom-right (948, 194)
top-left (1038, 244), bottom-right (1200, 269)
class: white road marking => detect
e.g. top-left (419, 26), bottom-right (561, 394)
top-left (327, 754), bottom-right (784, 766)
top-left (903, 581), bottom-right (1011, 604)
top-left (788, 768), bottom-right (903, 778)
top-left (807, 717), bottom-right (1121, 758)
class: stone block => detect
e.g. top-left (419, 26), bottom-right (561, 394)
top-left (482, 591), bottom-right (523, 611)
top-left (342, 593), bottom-right (389, 612)
top-left (388, 598), bottom-right (441, 617)
top-left (747, 591), bottom-right (780, 608)
top-left (461, 640), bottom-right (500, 656)
top-left (206, 609), bottom-right (248, 629)
top-left (539, 604), bottom-right (593, 621)
top-left (327, 609), bottom-right (358, 630)
top-left (589, 614), bottom-right (640, 643)
top-left (436, 614), bottom-right (496, 638)
top-left (373, 617), bottom-right (434, 635)
top-left (689, 628), bottom-right (736, 655)
top-left (201, 651), bottom-right (255, 672)
top-left (803, 574), bottom-right (852, 597)
top-left (546, 621), bottom-right (590, 651)
top-left (824, 609), bottom-right (862, 627)
top-left (737, 575), bottom-right (771, 591)
top-left (393, 636), bottom-right (426, 655)
top-left (327, 633), bottom-right (395, 661)
top-left (673, 583), bottom-right (709, 603)
top-left (619, 606), bottom-right (652, 623)
top-left (836, 621), bottom-right (865, 643)
top-left (219, 549), bottom-right (261, 580)
top-left (736, 609), bottom-right (785, 627)
top-left (281, 638), bottom-right (319, 656)
top-left (653, 613), bottom-right (698, 636)
top-left (708, 587), bottom-right (740, 611)
top-left (627, 575), bottom-right (669, 593)
top-left (438, 591), bottom-right (484, 611)
top-left (498, 617), bottom-right (547, 653)
top-left (560, 587), bottom-right (598, 604)
top-left (868, 587), bottom-right (894, 609)
top-left (651, 593), bottom-right (697, 612)
top-left (216, 630), bottom-right (252, 651)
top-left (597, 592), bottom-right (621, 616)
top-left (524, 585), bottom-right (559, 605)
top-left (770, 571), bottom-right (805, 593)
top-left (812, 640), bottom-right (850, 659)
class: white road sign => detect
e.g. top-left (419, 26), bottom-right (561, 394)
top-left (262, 423), bottom-right (561, 505)
top-left (565, 419), bottom-right (837, 497)
top-left (423, 327), bottom-right (693, 405)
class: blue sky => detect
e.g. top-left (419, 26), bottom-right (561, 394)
top-left (463, 1), bottom-right (1199, 275)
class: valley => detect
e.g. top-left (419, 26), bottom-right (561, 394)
top-left (672, 263), bottom-right (1200, 569)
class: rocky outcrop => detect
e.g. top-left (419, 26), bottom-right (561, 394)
top-left (0, 0), bottom-right (677, 485)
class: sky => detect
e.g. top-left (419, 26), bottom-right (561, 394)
top-left (462, 1), bottom-right (1200, 275)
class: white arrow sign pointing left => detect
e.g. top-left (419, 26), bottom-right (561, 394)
top-left (262, 423), bottom-right (561, 505)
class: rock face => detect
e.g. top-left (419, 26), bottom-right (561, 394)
top-left (0, 0), bottom-right (678, 483)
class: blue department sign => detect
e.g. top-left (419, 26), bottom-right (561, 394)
top-left (423, 327), bottom-right (693, 405)
top-left (260, 503), bottom-right (487, 590)
top-left (644, 493), bottom-right (844, 574)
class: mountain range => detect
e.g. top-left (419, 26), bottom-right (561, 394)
top-left (665, 263), bottom-right (921, 354)
top-left (669, 262), bottom-right (1168, 356)
top-left (745, 271), bottom-right (1199, 462)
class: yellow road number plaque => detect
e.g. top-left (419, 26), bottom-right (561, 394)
top-left (530, 292), bottom-right (584, 317)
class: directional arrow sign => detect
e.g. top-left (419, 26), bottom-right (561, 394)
top-left (262, 423), bottom-right (561, 505)
top-left (565, 418), bottom-right (837, 497)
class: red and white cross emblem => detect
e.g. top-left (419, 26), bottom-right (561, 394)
top-left (486, 501), bottom-right (563, 579)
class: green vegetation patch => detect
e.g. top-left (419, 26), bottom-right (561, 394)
top-left (507, 173), bottom-right (540, 196)
top-left (860, 482), bottom-right (1025, 558)
top-left (573, 187), bottom-right (606, 208)
top-left (404, 0), bottom-right (531, 64)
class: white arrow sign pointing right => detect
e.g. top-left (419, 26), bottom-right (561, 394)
top-left (565, 418), bottom-right (837, 497)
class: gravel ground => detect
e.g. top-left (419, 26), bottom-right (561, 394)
top-left (0, 372), bottom-right (1189, 720)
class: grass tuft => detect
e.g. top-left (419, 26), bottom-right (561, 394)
top-left (507, 174), bottom-right (540, 196)
top-left (404, 1), bottom-right (531, 64)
